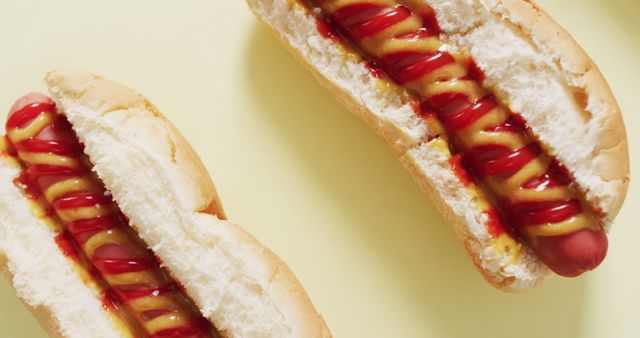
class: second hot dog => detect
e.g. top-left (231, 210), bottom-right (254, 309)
top-left (248, 0), bottom-right (629, 288)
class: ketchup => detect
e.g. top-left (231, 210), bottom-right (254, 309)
top-left (316, 18), bottom-right (339, 41)
top-left (6, 97), bottom-right (220, 337)
top-left (309, 0), bottom-right (607, 275)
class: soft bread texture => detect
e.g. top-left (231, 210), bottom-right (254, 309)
top-left (44, 69), bottom-right (331, 338)
top-left (427, 0), bottom-right (629, 221)
top-left (0, 159), bottom-right (124, 338)
top-left (403, 142), bottom-right (546, 289)
top-left (247, 0), bottom-right (629, 290)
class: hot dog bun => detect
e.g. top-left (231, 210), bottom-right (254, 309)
top-left (247, 0), bottom-right (629, 290)
top-left (0, 69), bottom-right (331, 337)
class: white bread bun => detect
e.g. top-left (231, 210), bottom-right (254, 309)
top-left (246, 0), bottom-right (629, 290)
top-left (0, 153), bottom-right (125, 338)
top-left (0, 69), bottom-right (331, 338)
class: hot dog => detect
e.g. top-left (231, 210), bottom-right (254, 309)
top-left (0, 70), bottom-right (331, 337)
top-left (247, 0), bottom-right (629, 289)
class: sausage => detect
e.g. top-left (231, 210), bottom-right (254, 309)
top-left (535, 228), bottom-right (608, 277)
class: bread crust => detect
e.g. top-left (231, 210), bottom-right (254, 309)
top-left (220, 221), bottom-right (333, 338)
top-left (0, 253), bottom-right (66, 338)
top-left (247, 0), bottom-right (629, 289)
top-left (44, 69), bottom-right (227, 220)
top-left (45, 69), bottom-right (331, 337)
top-left (490, 0), bottom-right (629, 219)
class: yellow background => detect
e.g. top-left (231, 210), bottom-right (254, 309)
top-left (0, 0), bottom-right (637, 337)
